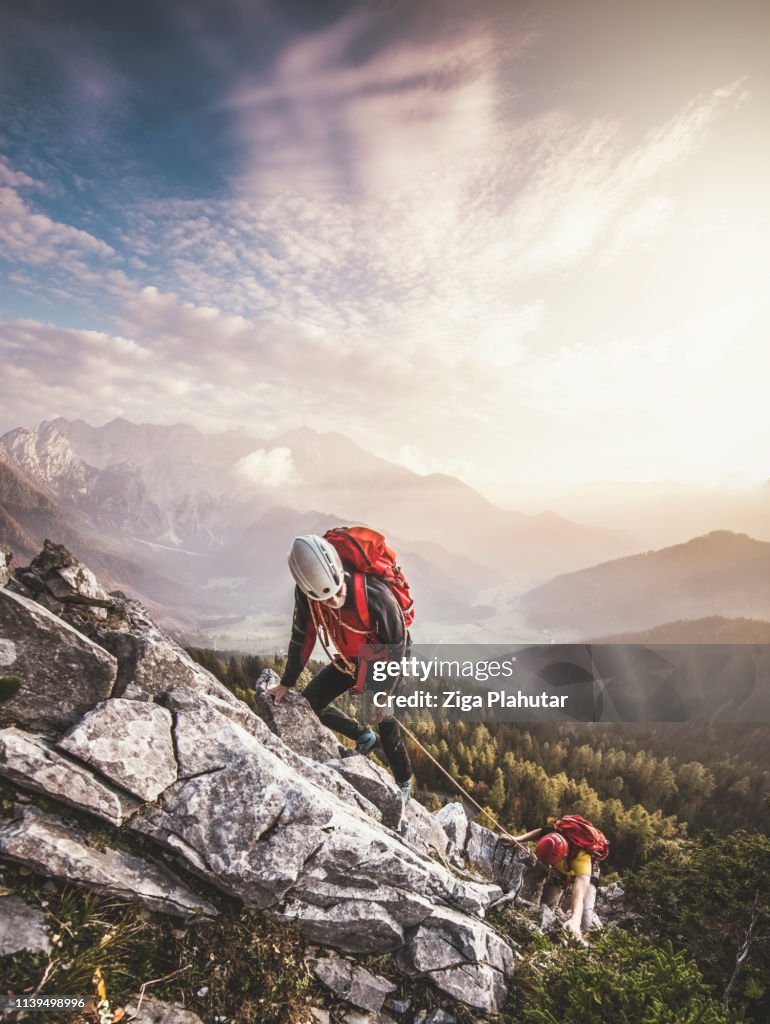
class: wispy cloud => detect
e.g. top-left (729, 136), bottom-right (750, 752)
top-left (0, 173), bottom-right (115, 267)
top-left (225, 10), bottom-right (505, 199)
top-left (235, 447), bottom-right (298, 487)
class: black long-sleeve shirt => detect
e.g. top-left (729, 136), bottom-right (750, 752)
top-left (280, 571), bottom-right (407, 688)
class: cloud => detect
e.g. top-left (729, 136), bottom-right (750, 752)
top-left (0, 157), bottom-right (36, 189)
top-left (396, 444), bottom-right (473, 481)
top-left (235, 447), bottom-right (297, 487)
top-left (0, 159), bottom-right (116, 279)
top-left (0, 4), bottom-right (762, 489)
top-left (226, 9), bottom-right (504, 198)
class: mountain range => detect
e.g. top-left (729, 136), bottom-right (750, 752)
top-left (521, 531), bottom-right (770, 638)
top-left (0, 418), bottom-right (631, 636)
top-left (1, 418), bottom-right (768, 645)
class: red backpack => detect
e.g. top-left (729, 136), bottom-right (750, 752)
top-left (323, 526), bottom-right (415, 629)
top-left (554, 815), bottom-right (609, 862)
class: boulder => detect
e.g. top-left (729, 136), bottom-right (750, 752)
top-left (59, 699), bottom-right (177, 802)
top-left (276, 900), bottom-right (404, 954)
top-left (0, 805), bottom-right (217, 920)
top-left (0, 588), bottom-right (117, 733)
top-left (123, 996), bottom-right (204, 1024)
top-left (163, 686), bottom-right (382, 822)
top-left (400, 799), bottom-right (450, 859)
top-left (325, 756), bottom-right (403, 828)
top-left (465, 822), bottom-right (542, 898)
top-left (86, 594), bottom-right (242, 706)
top-left (434, 802), bottom-right (469, 854)
top-left (311, 956), bottom-right (396, 1013)
top-left (13, 540), bottom-right (112, 621)
top-left (253, 684), bottom-right (343, 762)
top-left (0, 546), bottom-right (11, 587)
top-left (0, 728), bottom-right (141, 825)
top-left (133, 716), bottom-right (497, 938)
top-left (0, 893), bottom-right (52, 955)
top-left (397, 905), bottom-right (514, 1014)
top-left (296, 821), bottom-right (498, 921)
top-left (132, 748), bottom-right (335, 909)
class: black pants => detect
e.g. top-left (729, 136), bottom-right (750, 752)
top-left (302, 662), bottom-right (412, 785)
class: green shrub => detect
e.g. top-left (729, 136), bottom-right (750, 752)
top-left (507, 929), bottom-right (738, 1024)
top-left (0, 675), bottom-right (23, 702)
top-left (625, 830), bottom-right (770, 1021)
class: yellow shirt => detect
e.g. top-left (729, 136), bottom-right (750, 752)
top-left (553, 849), bottom-right (592, 878)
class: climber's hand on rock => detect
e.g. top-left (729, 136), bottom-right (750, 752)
top-left (267, 683), bottom-right (289, 704)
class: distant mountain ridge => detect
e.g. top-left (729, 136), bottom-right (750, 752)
top-left (2, 418), bottom-right (534, 633)
top-left (521, 531), bottom-right (770, 638)
top-left (1, 418), bottom-right (630, 580)
top-left (0, 456), bottom-right (191, 617)
top-left (593, 616), bottom-right (770, 644)
top-left (2, 418), bottom-right (769, 645)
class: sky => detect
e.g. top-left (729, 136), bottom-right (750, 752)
top-left (1, 0), bottom-right (769, 497)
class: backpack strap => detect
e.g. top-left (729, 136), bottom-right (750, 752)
top-left (352, 572), bottom-right (371, 631)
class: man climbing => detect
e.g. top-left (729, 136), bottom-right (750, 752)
top-left (267, 531), bottom-right (414, 807)
top-left (501, 815), bottom-right (608, 940)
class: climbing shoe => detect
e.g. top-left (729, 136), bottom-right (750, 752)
top-left (355, 730), bottom-right (378, 755)
top-left (399, 777), bottom-right (412, 804)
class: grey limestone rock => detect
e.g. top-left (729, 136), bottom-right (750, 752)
top-left (397, 904), bottom-right (515, 1014)
top-left (0, 805), bottom-right (217, 920)
top-left (123, 996), bottom-right (204, 1024)
top-left (163, 686), bottom-right (383, 822)
top-left (276, 899), bottom-right (405, 954)
top-left (595, 881), bottom-right (639, 928)
top-left (77, 591), bottom-right (242, 707)
top-left (0, 548), bottom-right (524, 1015)
top-left (465, 821), bottom-right (542, 898)
top-left (311, 956), bottom-right (396, 1013)
top-left (0, 587), bottom-right (117, 733)
top-left (0, 893), bottom-right (52, 955)
top-left (0, 727), bottom-right (141, 825)
top-left (325, 755), bottom-right (403, 828)
top-left (59, 698), bottom-right (177, 802)
top-left (0, 546), bottom-right (11, 587)
top-left (13, 541), bottom-right (112, 623)
top-left (132, 746), bottom-right (335, 909)
top-left (433, 802), bottom-right (469, 854)
top-left (253, 684), bottom-right (343, 762)
top-left (400, 799), bottom-right (451, 859)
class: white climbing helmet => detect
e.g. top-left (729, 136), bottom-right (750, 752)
top-left (288, 535), bottom-right (344, 601)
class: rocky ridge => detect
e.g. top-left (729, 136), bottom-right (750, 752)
top-left (0, 541), bottom-right (545, 1021)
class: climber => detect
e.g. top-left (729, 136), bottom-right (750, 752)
top-left (267, 532), bottom-right (414, 806)
top-left (501, 816), bottom-right (609, 940)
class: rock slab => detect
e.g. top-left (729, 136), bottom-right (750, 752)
top-left (0, 893), bottom-right (52, 955)
top-left (123, 996), bottom-right (204, 1024)
top-left (0, 727), bottom-right (141, 825)
top-left (59, 698), bottom-right (177, 801)
top-left (253, 683), bottom-right (343, 762)
top-left (0, 805), bottom-right (216, 920)
top-left (0, 587), bottom-right (117, 733)
top-left (398, 905), bottom-right (514, 1014)
top-left (312, 956), bottom-right (396, 1013)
